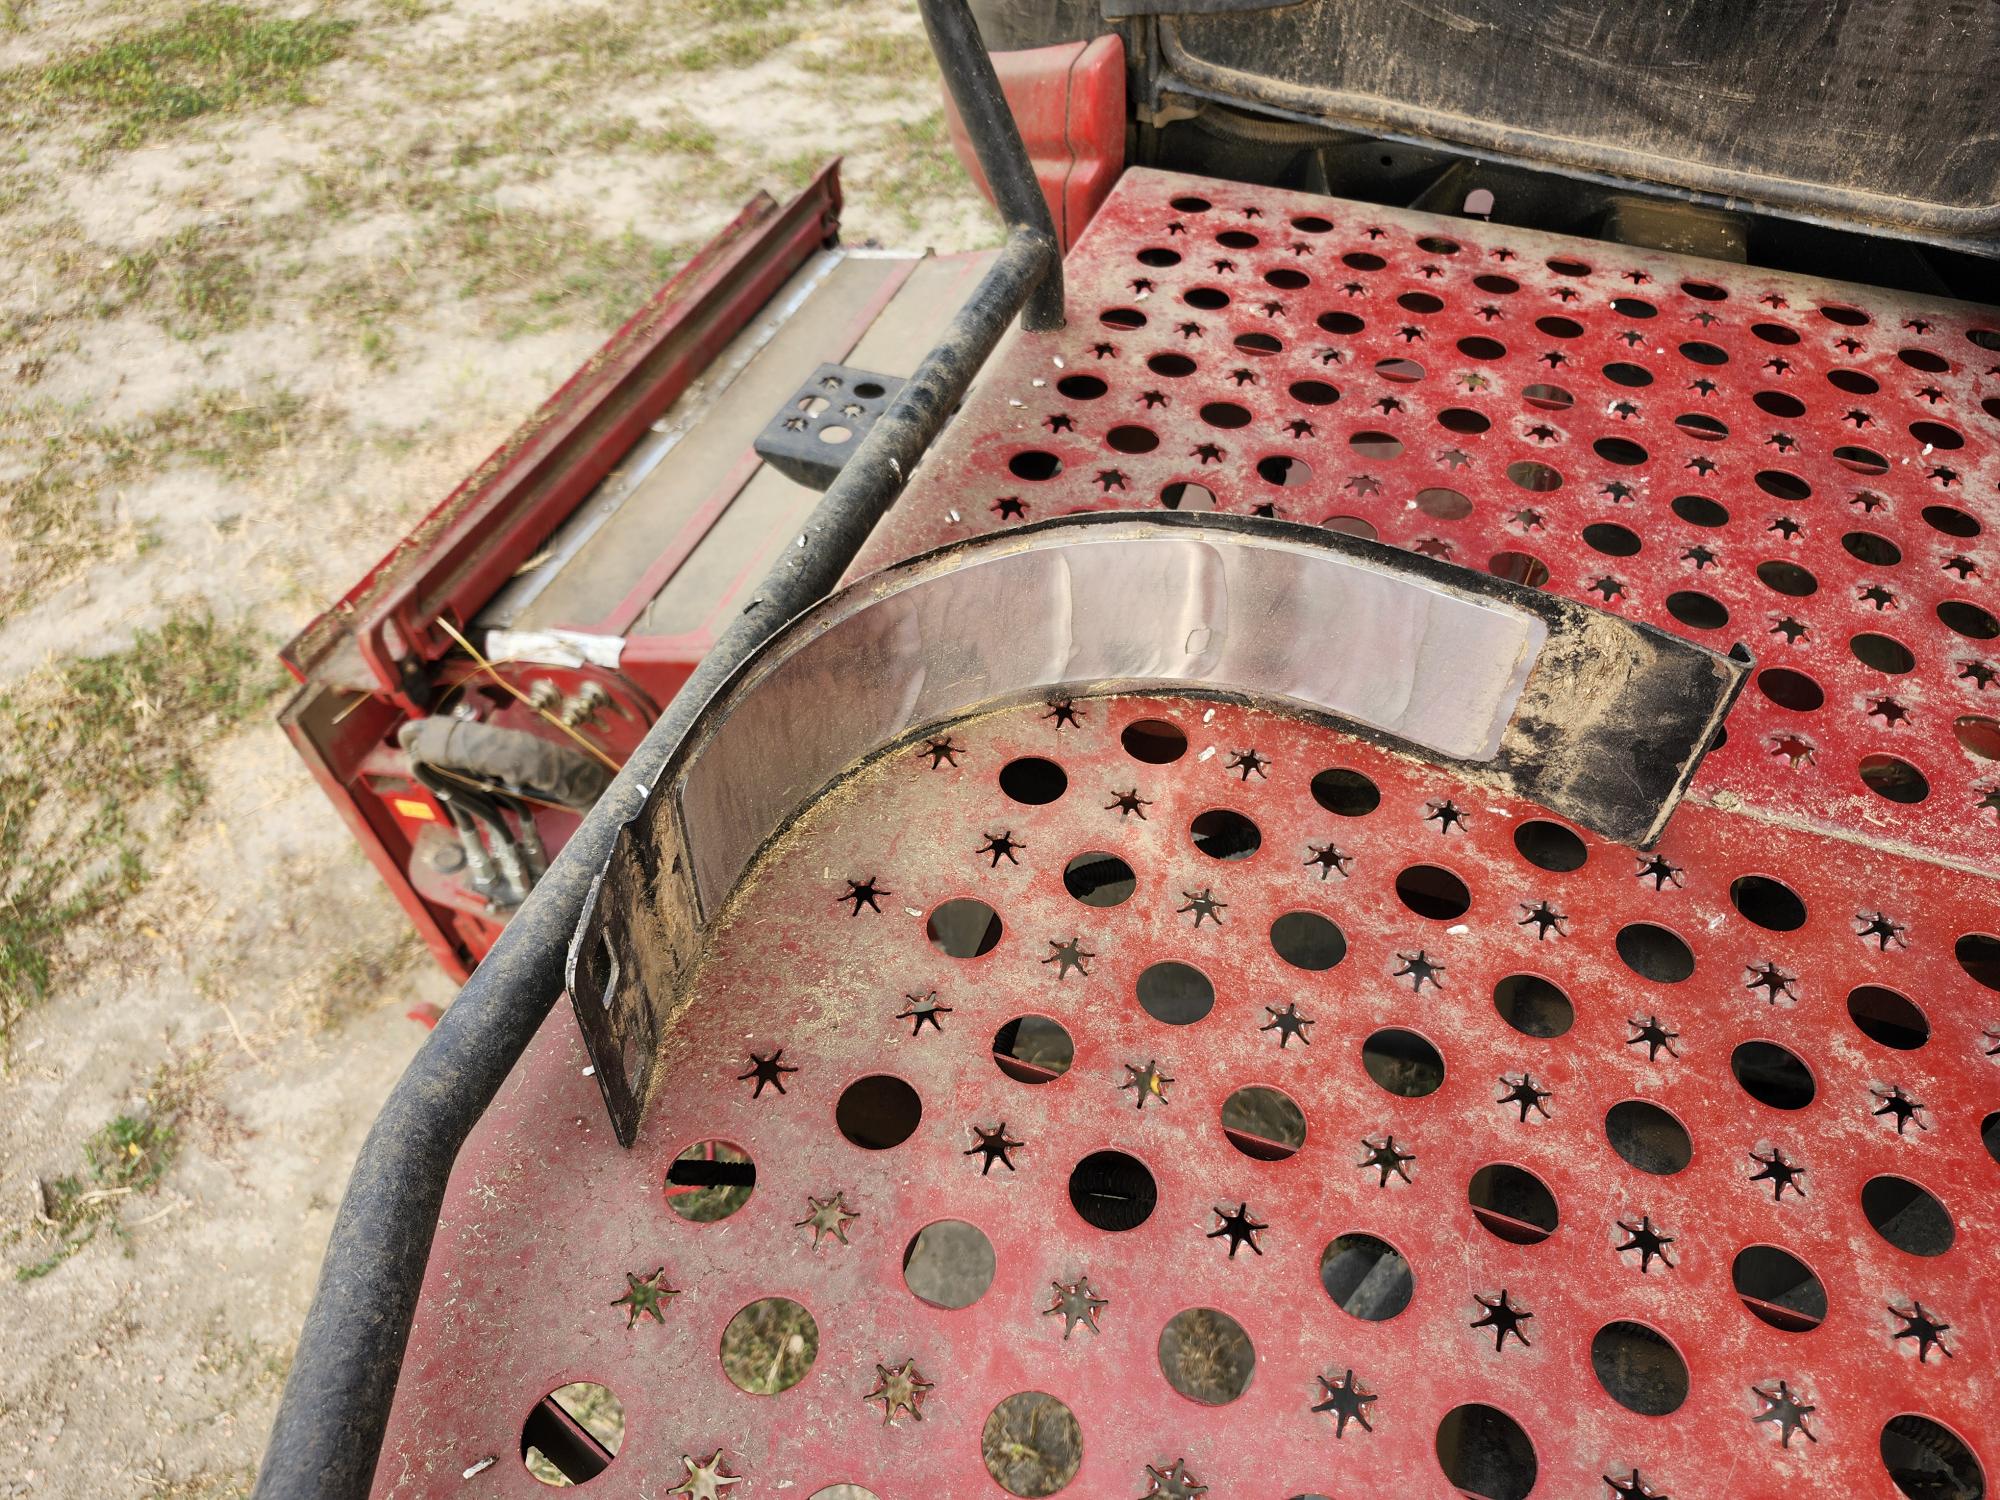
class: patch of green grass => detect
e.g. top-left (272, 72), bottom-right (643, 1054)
top-left (104, 223), bottom-right (258, 338)
top-left (873, 109), bottom-right (967, 231)
top-left (428, 192), bottom-right (683, 336)
top-left (23, 4), bottom-right (357, 152)
top-left (154, 385), bottom-right (313, 475)
top-left (1, 612), bottom-right (279, 1035)
top-left (800, 28), bottom-right (934, 77)
top-left (673, 20), bottom-right (799, 70)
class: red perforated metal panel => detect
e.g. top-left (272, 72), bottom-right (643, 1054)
top-left (378, 692), bottom-right (1999, 1500)
top-left (851, 169), bottom-right (2000, 879)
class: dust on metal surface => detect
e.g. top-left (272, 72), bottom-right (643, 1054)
top-left (851, 168), bottom-right (2000, 877)
top-left (377, 691), bottom-right (1997, 1499)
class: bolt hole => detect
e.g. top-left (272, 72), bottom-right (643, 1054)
top-left (902, 1219), bottom-right (996, 1309)
top-left (1732, 1245), bottom-right (1827, 1333)
top-left (1666, 590), bottom-right (1728, 629)
top-left (1851, 633), bottom-right (1916, 674)
top-left (1063, 851), bottom-right (1135, 907)
top-left (1320, 1233), bottom-right (1414, 1320)
top-left (1604, 1100), bottom-right (1692, 1175)
top-left (1435, 1403), bottom-right (1538, 1500)
top-left (1863, 1175), bottom-right (1954, 1256)
top-left (1847, 986), bottom-right (1929, 1050)
top-left (1590, 1321), bottom-right (1688, 1416)
top-left (1860, 754), bottom-right (1929, 804)
top-left (1756, 667), bottom-right (1824, 712)
top-left (1395, 863), bottom-right (1470, 919)
top-left (835, 1075), bottom-right (923, 1149)
top-left (1729, 873), bottom-right (1808, 931)
top-left (993, 1015), bottom-right (1074, 1084)
top-left (927, 898), bottom-right (1002, 958)
top-left (1068, 1149), bottom-right (1156, 1231)
top-left (1310, 766), bottom-right (1379, 815)
top-left (1123, 720), bottom-right (1187, 765)
top-left (1008, 450), bottom-right (1062, 481)
top-left (664, 1140), bottom-right (754, 1221)
top-left (720, 1299), bottom-right (818, 1394)
top-left (1222, 1084), bottom-right (1307, 1160)
top-left (522, 1382), bottom-right (623, 1487)
top-left (1000, 755), bottom-right (1067, 804)
top-left (1468, 1164), bottom-right (1557, 1244)
top-left (1158, 1307), bottom-right (1256, 1406)
top-left (1730, 1040), bottom-right (1815, 1109)
top-left (1512, 819), bottom-right (1586, 871)
top-left (1615, 922), bottom-right (1695, 982)
top-left (1882, 1415), bottom-right (1985, 1500)
top-left (1191, 807), bottom-right (1260, 860)
top-left (1492, 974), bottom-right (1573, 1038)
top-left (1362, 1027), bottom-right (1444, 1098)
top-left (1137, 960), bottom-right (1215, 1025)
top-left (982, 1392), bottom-right (1082, 1497)
top-left (1953, 932), bottom-right (2000, 991)
top-left (1270, 910), bottom-right (1346, 970)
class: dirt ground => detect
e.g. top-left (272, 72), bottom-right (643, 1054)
top-left (0, 3), bottom-right (990, 1494)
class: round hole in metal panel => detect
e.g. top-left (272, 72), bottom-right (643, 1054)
top-left (1182, 285), bottom-right (1229, 310)
top-left (1513, 819), bottom-right (1586, 871)
top-left (1910, 419), bottom-right (1964, 450)
top-left (1467, 1164), bottom-right (1557, 1244)
top-left (1522, 382), bottom-right (1572, 408)
top-left (1257, 453), bottom-right (1313, 486)
top-left (1756, 559), bottom-right (1818, 596)
top-left (1191, 807), bottom-right (1260, 859)
top-left (1881, 1415), bottom-right (1986, 1500)
top-left (1958, 932), bottom-right (2000, 990)
top-left (1320, 1233), bottom-right (1414, 1320)
top-left (1416, 486), bottom-right (1472, 520)
top-left (1503, 459), bottom-right (1562, 491)
top-left (1159, 480), bottom-right (1216, 510)
top-left (1348, 430), bottom-right (1403, 459)
top-left (1863, 1175), bottom-right (1954, 1256)
top-left (1322, 514), bottom-right (1377, 539)
top-left (1493, 974), bottom-right (1573, 1038)
top-left (1221, 1084), bottom-right (1306, 1161)
top-left (816, 424), bottom-right (852, 444)
top-left (1679, 340), bottom-right (1728, 365)
top-left (1583, 521), bottom-right (1641, 556)
top-left (1851, 632), bottom-right (1916, 673)
top-left (1063, 851), bottom-right (1135, 907)
top-left (1318, 310), bottom-right (1365, 335)
top-left (1730, 1041), bottom-right (1815, 1109)
top-left (1289, 377), bottom-right (1339, 404)
top-left (1399, 290), bottom-right (1444, 314)
top-left (1341, 249), bottom-right (1383, 269)
top-left (810, 1488), bottom-right (879, 1500)
top-left (1418, 234), bottom-right (1460, 254)
top-left (1603, 361), bottom-right (1653, 386)
top-left (1985, 1114), bottom-right (2000, 1166)
top-left (1121, 717), bottom-right (1186, 762)
top-left (1729, 874), bottom-right (1808, 931)
top-left (927, 898), bottom-right (1001, 958)
top-left (720, 1299), bottom-right (818, 1394)
top-left (1753, 389), bottom-right (1806, 418)
top-left (1068, 1150), bottom-right (1156, 1231)
top-left (1666, 590), bottom-right (1728, 629)
top-left (1923, 503), bottom-right (1981, 537)
top-left (1828, 366), bottom-right (1880, 394)
top-left (981, 1392), bottom-right (1082, 1497)
top-left (1138, 246), bottom-right (1182, 267)
top-left (1375, 355), bottom-right (1424, 381)
top-left (522, 1381), bottom-right (624, 1487)
top-left (1171, 194), bottom-right (1212, 212)
top-left (1147, 351), bottom-right (1196, 377)
top-left (1898, 346), bottom-right (1950, 373)
top-left (1100, 306), bottom-right (1146, 329)
top-left (1054, 374), bottom-right (1105, 400)
top-left (665, 1139), bottom-right (755, 1222)
top-left (1954, 716), bottom-right (2000, 760)
top-left (1137, 960), bottom-right (1214, 1025)
top-left (1435, 1403), bottom-right (1537, 1500)
top-left (1750, 320), bottom-right (1800, 345)
top-left (999, 756), bottom-right (1067, 804)
top-left (1438, 406), bottom-right (1490, 433)
top-left (1270, 910), bottom-right (1346, 970)
top-left (1311, 767), bottom-right (1379, 815)
top-left (1756, 668), bottom-right (1824, 712)
top-left (1362, 1027), bottom-right (1444, 1098)
top-left (993, 1015), bottom-right (1073, 1084)
top-left (1590, 1321), bottom-right (1688, 1416)
top-left (1487, 549), bottom-right (1550, 587)
top-left (1860, 754), bottom-right (1929, 804)
top-left (1671, 493), bottom-right (1729, 526)
top-left (1675, 411), bottom-right (1728, 440)
top-left (1235, 330), bottom-right (1282, 356)
top-left (1008, 450), bottom-right (1062, 481)
top-left (1846, 986), bottom-right (1928, 1050)
top-left (835, 1075), bottom-right (922, 1149)
top-left (1818, 301), bottom-right (1867, 324)
top-left (1534, 315), bottom-right (1582, 338)
top-left (1395, 863), bottom-right (1469, 919)
top-left (1835, 444), bottom-right (1891, 475)
top-left (1265, 266), bottom-right (1310, 290)
top-left (1158, 1307), bottom-right (1255, 1406)
top-left (1732, 1245), bottom-right (1827, 1333)
top-left (902, 1219), bottom-right (995, 1309)
top-left (1755, 469), bottom-right (1811, 501)
top-left (1592, 436), bottom-right (1647, 466)
top-left (1457, 335), bottom-right (1505, 360)
top-left (1615, 922), bottom-right (1695, 982)
top-left (1604, 1100), bottom-right (1692, 1175)
top-left (1105, 424), bottom-right (1158, 454)
top-left (1474, 272), bottom-right (1519, 294)
top-left (1218, 229), bottom-right (1259, 250)
top-left (1199, 399), bottom-right (1251, 428)
top-left (1939, 600), bottom-right (2000, 639)
top-left (1614, 296), bottom-right (1657, 319)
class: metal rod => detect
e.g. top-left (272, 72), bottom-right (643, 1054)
top-left (252, 148), bottom-right (1060, 1500)
top-left (921, 0), bottom-right (1066, 331)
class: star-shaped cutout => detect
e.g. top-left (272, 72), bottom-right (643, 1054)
top-left (1471, 1289), bottom-right (1534, 1350)
top-left (1751, 1381), bottom-right (1816, 1447)
top-left (991, 495), bottom-right (1028, 522)
top-left (1590, 575), bottom-right (1626, 602)
top-left (1526, 423), bottom-right (1558, 444)
top-left (1393, 949), bottom-right (1444, 991)
top-left (1686, 455), bottom-right (1719, 477)
top-left (1107, 787), bottom-right (1152, 819)
top-left (1345, 472), bottom-right (1383, 495)
top-left (1397, 324), bottom-right (1426, 343)
top-left (1960, 660), bottom-right (1997, 690)
top-left (1284, 417), bottom-right (1314, 437)
top-left (896, 991), bottom-right (951, 1035)
top-left (1044, 936), bottom-right (1094, 979)
top-left (1045, 696), bottom-right (1082, 729)
top-left (1518, 900), bottom-right (1567, 939)
top-left (1311, 1369), bottom-right (1377, 1436)
top-left (796, 1191), bottom-right (860, 1247)
top-left (1855, 910), bottom-right (1907, 951)
top-left (1605, 1469), bottom-right (1670, 1499)
top-left (966, 1121), bottom-right (1024, 1173)
top-left (1261, 1002), bottom-right (1314, 1047)
top-left (920, 735), bottom-right (963, 767)
top-left (1044, 1277), bottom-right (1108, 1338)
top-left (1617, 329), bottom-right (1646, 348)
top-left (1768, 515), bottom-right (1801, 539)
top-left (1425, 798), bottom-right (1467, 833)
top-left (1413, 536), bottom-right (1453, 558)
top-left (1749, 1145), bottom-right (1806, 1201)
top-left (1461, 372), bottom-right (1491, 390)
top-left (1045, 412), bottom-right (1074, 433)
top-left (1497, 1073), bottom-right (1553, 1121)
top-left (1438, 447), bottom-right (1473, 470)
top-left (1689, 376), bottom-right (1719, 396)
top-left (1192, 441), bottom-right (1224, 464)
top-left (1916, 384), bottom-right (1946, 404)
top-left (1177, 321), bottom-right (1202, 339)
top-left (1615, 1215), bottom-right (1676, 1273)
top-left (739, 1049), bottom-right (798, 1097)
top-left (1305, 842), bottom-right (1351, 879)
top-left (669, 1450), bottom-right (742, 1499)
top-left (1359, 1135), bottom-right (1415, 1186)
top-left (1681, 543), bottom-right (1717, 569)
top-left (1944, 554), bottom-right (1979, 579)
top-left (1512, 506), bottom-right (1545, 530)
top-left (1851, 488), bottom-right (1887, 512)
top-left (612, 1267), bottom-right (678, 1327)
top-left (841, 877), bottom-right (888, 914)
top-left (1227, 748), bottom-right (1270, 780)
top-left (1769, 733), bottom-right (1815, 768)
top-left (1250, 500), bottom-right (1280, 518)
top-left (1121, 1059), bottom-right (1173, 1108)
top-left (1844, 407), bottom-right (1874, 427)
top-left (1096, 468), bottom-right (1127, 492)
top-left (1767, 432), bottom-right (1799, 453)
top-left (1930, 464), bottom-right (1960, 487)
top-left (1769, 615), bottom-right (1809, 644)
top-left (1603, 478), bottom-right (1636, 501)
top-left (1612, 400), bottom-right (1641, 421)
top-left (1141, 1458), bottom-right (1208, 1499)
top-left (1208, 1201), bottom-right (1267, 1257)
top-left (976, 830), bottom-right (1025, 866)
top-left (1635, 853), bottom-right (1683, 890)
top-left (1890, 1301), bottom-right (1953, 1363)
top-left (1540, 351), bottom-right (1568, 367)
top-left (1178, 887), bottom-right (1227, 926)
top-left (1869, 696), bottom-right (1909, 727)
top-left (1091, 341), bottom-right (1116, 358)
top-left (1745, 961), bottom-right (1798, 1004)
top-left (1764, 356), bottom-right (1793, 376)
top-left (1627, 1014), bottom-right (1681, 1061)
top-left (1140, 389), bottom-right (1168, 408)
top-left (864, 1359), bottom-right (933, 1424)
top-left (1859, 583), bottom-right (1899, 610)
top-left (1871, 1084), bottom-right (1927, 1135)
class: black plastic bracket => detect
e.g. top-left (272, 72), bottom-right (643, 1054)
top-left (753, 363), bottom-right (907, 490)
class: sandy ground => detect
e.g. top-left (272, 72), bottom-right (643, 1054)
top-left (0, 2), bottom-right (990, 1493)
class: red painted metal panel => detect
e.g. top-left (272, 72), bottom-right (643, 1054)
top-left (850, 168), bottom-right (2000, 880)
top-left (377, 692), bottom-right (1999, 1498)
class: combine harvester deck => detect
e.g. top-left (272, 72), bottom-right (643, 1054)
top-left (262, 5), bottom-right (2000, 1498)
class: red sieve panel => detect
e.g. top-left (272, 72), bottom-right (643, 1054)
top-left (377, 693), bottom-right (1998, 1500)
top-left (851, 169), bottom-right (2000, 879)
